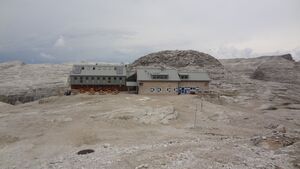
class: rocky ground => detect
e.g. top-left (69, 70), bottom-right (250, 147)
top-left (0, 61), bottom-right (72, 104)
top-left (0, 50), bottom-right (299, 168)
top-left (0, 94), bottom-right (299, 169)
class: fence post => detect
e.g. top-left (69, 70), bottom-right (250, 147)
top-left (194, 103), bottom-right (197, 128)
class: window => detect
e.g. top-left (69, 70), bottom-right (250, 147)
top-left (80, 77), bottom-right (83, 80)
top-left (103, 77), bottom-right (106, 80)
top-left (91, 77), bottom-right (94, 80)
top-left (167, 88), bottom-right (172, 92)
top-left (74, 77), bottom-right (77, 80)
top-left (139, 82), bottom-right (143, 86)
top-left (113, 77), bottom-right (116, 80)
top-left (108, 77), bottom-right (111, 80)
top-left (151, 75), bottom-right (168, 79)
top-left (157, 88), bottom-right (162, 92)
top-left (80, 80), bottom-right (83, 83)
top-left (81, 67), bottom-right (84, 70)
top-left (150, 88), bottom-right (155, 92)
top-left (97, 77), bottom-right (100, 80)
top-left (179, 75), bottom-right (189, 79)
top-left (86, 77), bottom-right (89, 80)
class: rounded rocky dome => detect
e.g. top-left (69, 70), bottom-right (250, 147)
top-left (131, 50), bottom-right (223, 68)
top-left (130, 50), bottom-right (226, 80)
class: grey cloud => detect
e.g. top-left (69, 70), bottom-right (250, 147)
top-left (0, 0), bottom-right (299, 63)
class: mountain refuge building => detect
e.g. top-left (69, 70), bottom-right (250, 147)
top-left (69, 64), bottom-right (127, 91)
top-left (135, 68), bottom-right (210, 94)
top-left (69, 64), bottom-right (210, 94)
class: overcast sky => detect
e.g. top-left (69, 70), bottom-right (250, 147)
top-left (0, 0), bottom-right (299, 63)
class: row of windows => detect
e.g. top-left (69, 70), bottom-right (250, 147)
top-left (150, 87), bottom-right (175, 93)
top-left (81, 67), bottom-right (118, 71)
top-left (73, 76), bottom-right (124, 81)
top-left (179, 75), bottom-right (189, 79)
top-left (149, 87), bottom-right (201, 93)
top-left (151, 75), bottom-right (168, 79)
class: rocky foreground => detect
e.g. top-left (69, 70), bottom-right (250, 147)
top-left (0, 94), bottom-right (299, 169)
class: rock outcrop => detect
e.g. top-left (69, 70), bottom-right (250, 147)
top-left (251, 54), bottom-right (300, 84)
top-left (0, 61), bottom-right (72, 104)
top-left (221, 54), bottom-right (300, 104)
top-left (130, 50), bottom-right (226, 80)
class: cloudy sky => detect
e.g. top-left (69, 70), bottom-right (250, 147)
top-left (0, 0), bottom-right (299, 63)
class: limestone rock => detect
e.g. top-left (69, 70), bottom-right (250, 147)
top-left (130, 50), bottom-right (226, 80)
top-left (251, 54), bottom-right (300, 84)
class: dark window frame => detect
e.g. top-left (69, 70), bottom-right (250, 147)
top-left (179, 75), bottom-right (189, 79)
top-left (151, 75), bottom-right (168, 79)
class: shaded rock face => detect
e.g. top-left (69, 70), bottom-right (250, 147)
top-left (0, 61), bottom-right (72, 104)
top-left (251, 54), bottom-right (300, 84)
top-left (257, 54), bottom-right (294, 62)
top-left (130, 50), bottom-right (226, 80)
top-left (220, 54), bottom-right (295, 77)
top-left (221, 53), bottom-right (300, 104)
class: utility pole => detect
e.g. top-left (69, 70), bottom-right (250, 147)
top-left (194, 103), bottom-right (197, 128)
top-left (194, 97), bottom-right (204, 129)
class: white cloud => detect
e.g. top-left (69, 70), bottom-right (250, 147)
top-left (53, 36), bottom-right (65, 48)
top-left (40, 52), bottom-right (55, 60)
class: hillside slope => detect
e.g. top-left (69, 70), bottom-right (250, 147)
top-left (0, 61), bottom-right (72, 104)
top-left (131, 50), bottom-right (226, 80)
top-left (220, 54), bottom-right (300, 104)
